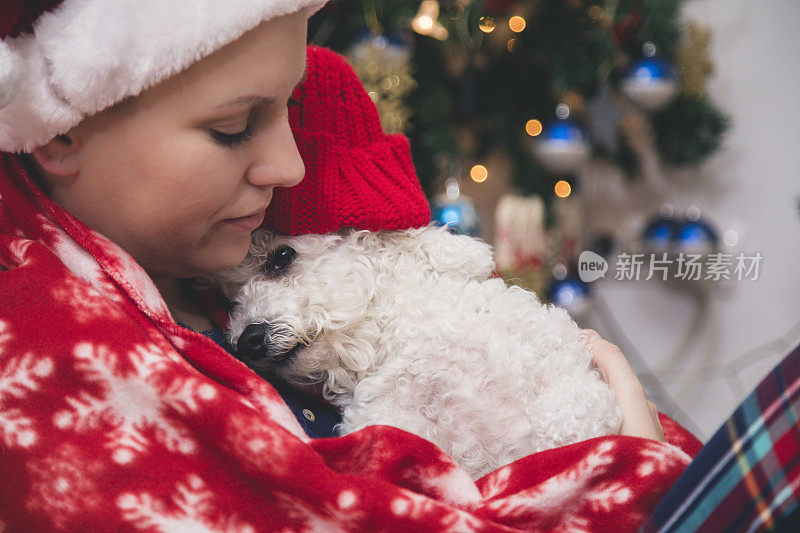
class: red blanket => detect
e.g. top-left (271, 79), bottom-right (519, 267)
top-left (0, 150), bottom-right (701, 531)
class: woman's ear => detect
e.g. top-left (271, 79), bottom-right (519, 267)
top-left (31, 134), bottom-right (81, 177)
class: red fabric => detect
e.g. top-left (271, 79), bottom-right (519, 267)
top-left (0, 45), bottom-right (700, 531)
top-left (263, 46), bottom-right (431, 236)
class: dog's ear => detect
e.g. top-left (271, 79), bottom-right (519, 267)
top-left (400, 225), bottom-right (496, 280)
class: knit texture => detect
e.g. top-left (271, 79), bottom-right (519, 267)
top-left (263, 46), bottom-right (431, 236)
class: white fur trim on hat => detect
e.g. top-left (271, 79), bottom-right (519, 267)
top-left (0, 0), bottom-right (328, 153)
top-left (0, 40), bottom-right (22, 110)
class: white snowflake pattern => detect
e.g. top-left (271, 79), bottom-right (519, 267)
top-left (485, 440), bottom-right (632, 531)
top-left (388, 491), bottom-right (482, 532)
top-left (117, 474), bottom-right (255, 532)
top-left (42, 218), bottom-right (125, 304)
top-left (406, 453), bottom-right (481, 507)
top-left (51, 275), bottom-right (126, 324)
top-left (225, 412), bottom-right (297, 477)
top-left (53, 342), bottom-right (216, 464)
top-left (478, 463), bottom-right (513, 500)
top-left (266, 491), bottom-right (369, 533)
top-left (0, 322), bottom-right (54, 449)
top-left (24, 443), bottom-right (104, 529)
top-left (438, 508), bottom-right (486, 533)
top-left (636, 441), bottom-right (692, 477)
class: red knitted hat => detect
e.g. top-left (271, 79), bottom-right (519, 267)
top-left (264, 46), bottom-right (431, 235)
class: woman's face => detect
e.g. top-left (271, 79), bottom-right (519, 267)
top-left (41, 11), bottom-right (308, 281)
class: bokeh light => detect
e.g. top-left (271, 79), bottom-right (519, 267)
top-left (525, 119), bottom-right (543, 136)
top-left (554, 180), bottom-right (572, 198)
top-left (470, 164), bottom-right (489, 183)
top-left (415, 16), bottom-right (434, 33)
top-left (723, 229), bottom-right (739, 246)
top-left (509, 16), bottom-right (526, 32)
top-left (479, 16), bottom-right (496, 33)
top-left (588, 5), bottom-right (605, 21)
top-left (555, 103), bottom-right (571, 119)
top-left (445, 178), bottom-right (460, 199)
top-left (552, 263), bottom-right (568, 280)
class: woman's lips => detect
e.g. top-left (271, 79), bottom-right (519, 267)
top-left (224, 209), bottom-right (266, 231)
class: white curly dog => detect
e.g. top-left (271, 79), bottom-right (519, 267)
top-left (214, 225), bottom-right (622, 479)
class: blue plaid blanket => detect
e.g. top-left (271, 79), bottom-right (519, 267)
top-left (641, 342), bottom-right (800, 532)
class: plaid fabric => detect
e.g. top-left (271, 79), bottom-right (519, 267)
top-left (641, 342), bottom-right (800, 533)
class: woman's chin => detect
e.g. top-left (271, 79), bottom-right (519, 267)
top-left (196, 237), bottom-right (252, 274)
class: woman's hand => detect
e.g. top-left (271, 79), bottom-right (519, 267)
top-left (581, 329), bottom-right (665, 442)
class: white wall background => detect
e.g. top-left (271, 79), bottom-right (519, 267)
top-left (582, 0), bottom-right (800, 440)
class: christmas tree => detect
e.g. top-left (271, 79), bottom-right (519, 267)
top-left (308, 0), bottom-right (729, 205)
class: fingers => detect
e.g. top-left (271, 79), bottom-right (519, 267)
top-left (581, 329), bottom-right (665, 442)
top-left (582, 329), bottom-right (644, 398)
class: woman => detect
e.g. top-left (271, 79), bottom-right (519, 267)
top-left (0, 1), bottom-right (688, 530)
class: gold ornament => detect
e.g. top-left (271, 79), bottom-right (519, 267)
top-left (676, 21), bottom-right (715, 97)
top-left (348, 36), bottom-right (417, 134)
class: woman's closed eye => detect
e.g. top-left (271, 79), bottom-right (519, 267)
top-left (209, 96), bottom-right (299, 149)
top-left (210, 123), bottom-right (256, 148)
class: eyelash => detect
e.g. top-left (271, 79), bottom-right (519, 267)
top-left (210, 97), bottom-right (301, 149)
top-left (210, 124), bottom-right (257, 148)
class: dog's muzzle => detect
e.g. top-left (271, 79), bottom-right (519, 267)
top-left (236, 322), bottom-right (302, 368)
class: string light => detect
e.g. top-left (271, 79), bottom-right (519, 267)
top-left (525, 119), bottom-right (543, 136)
top-left (507, 38), bottom-right (520, 53)
top-left (470, 164), bottom-right (488, 183)
top-left (509, 16), bottom-right (526, 33)
top-left (554, 180), bottom-right (572, 198)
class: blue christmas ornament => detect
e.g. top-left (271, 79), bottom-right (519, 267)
top-left (548, 275), bottom-right (590, 316)
top-left (642, 216), bottom-right (678, 252)
top-left (532, 118), bottom-right (591, 173)
top-left (641, 213), bottom-right (719, 255)
top-left (431, 195), bottom-right (482, 237)
top-left (675, 218), bottom-right (718, 254)
top-left (621, 55), bottom-right (679, 112)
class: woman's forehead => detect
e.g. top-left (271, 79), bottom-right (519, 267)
top-left (135, 13), bottom-right (308, 112)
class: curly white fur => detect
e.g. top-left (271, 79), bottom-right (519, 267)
top-left (214, 226), bottom-right (622, 479)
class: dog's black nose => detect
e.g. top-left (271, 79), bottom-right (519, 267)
top-left (237, 322), bottom-right (271, 361)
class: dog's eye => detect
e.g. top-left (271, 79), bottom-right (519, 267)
top-left (267, 245), bottom-right (296, 273)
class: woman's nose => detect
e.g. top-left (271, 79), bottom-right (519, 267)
top-left (246, 118), bottom-right (305, 188)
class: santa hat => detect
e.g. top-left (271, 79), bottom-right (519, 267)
top-left (266, 46), bottom-right (431, 235)
top-left (0, 0), bottom-right (328, 153)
